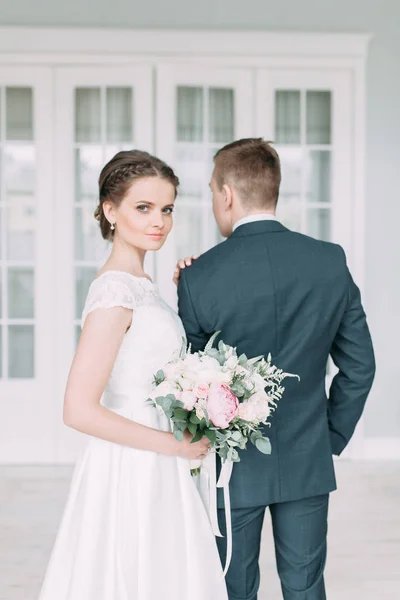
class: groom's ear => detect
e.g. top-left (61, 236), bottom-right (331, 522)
top-left (222, 184), bottom-right (233, 210)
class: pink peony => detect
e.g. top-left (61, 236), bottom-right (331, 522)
top-left (207, 384), bottom-right (239, 429)
top-left (193, 383), bottom-right (209, 399)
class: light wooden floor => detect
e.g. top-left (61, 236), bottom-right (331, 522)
top-left (0, 461), bottom-right (399, 600)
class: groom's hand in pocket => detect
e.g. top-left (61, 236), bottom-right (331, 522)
top-left (173, 255), bottom-right (200, 286)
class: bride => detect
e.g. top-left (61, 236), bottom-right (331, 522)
top-left (38, 150), bottom-right (228, 600)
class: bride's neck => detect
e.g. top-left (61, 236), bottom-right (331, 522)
top-left (105, 243), bottom-right (147, 276)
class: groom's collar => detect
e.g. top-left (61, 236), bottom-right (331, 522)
top-left (232, 213), bottom-right (277, 232)
top-left (229, 219), bottom-right (288, 239)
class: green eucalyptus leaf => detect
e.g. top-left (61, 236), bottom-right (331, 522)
top-left (172, 400), bottom-right (184, 409)
top-left (191, 430), bottom-right (204, 444)
top-left (174, 408), bottom-right (189, 420)
top-left (219, 445), bottom-right (229, 460)
top-left (255, 437), bottom-right (272, 454)
top-left (205, 429), bottom-right (217, 443)
top-left (174, 429), bottom-right (184, 442)
top-left (250, 431), bottom-right (262, 445)
top-left (188, 422), bottom-right (198, 436)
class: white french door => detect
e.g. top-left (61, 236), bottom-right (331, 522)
top-left (53, 66), bottom-right (153, 462)
top-left (0, 61), bottom-right (361, 463)
top-left (257, 69), bottom-right (353, 253)
top-left (0, 67), bottom-right (54, 462)
top-left (156, 65), bottom-right (254, 306)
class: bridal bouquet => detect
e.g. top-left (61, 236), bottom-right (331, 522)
top-left (148, 332), bottom-right (298, 474)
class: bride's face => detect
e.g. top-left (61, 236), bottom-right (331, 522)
top-left (107, 176), bottom-right (176, 251)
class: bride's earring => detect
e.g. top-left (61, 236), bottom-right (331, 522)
top-left (110, 222), bottom-right (115, 231)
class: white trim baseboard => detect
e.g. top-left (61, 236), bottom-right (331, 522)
top-left (362, 438), bottom-right (400, 460)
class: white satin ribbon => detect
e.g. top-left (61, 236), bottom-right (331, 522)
top-left (197, 453), bottom-right (233, 577)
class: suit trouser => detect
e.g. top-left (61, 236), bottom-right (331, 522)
top-left (217, 494), bottom-right (329, 600)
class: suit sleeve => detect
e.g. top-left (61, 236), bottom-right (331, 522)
top-left (178, 267), bottom-right (209, 353)
top-left (328, 250), bottom-right (376, 455)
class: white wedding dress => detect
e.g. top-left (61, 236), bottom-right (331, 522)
top-left (38, 271), bottom-right (228, 600)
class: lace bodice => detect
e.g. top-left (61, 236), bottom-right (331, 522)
top-left (81, 271), bottom-right (186, 404)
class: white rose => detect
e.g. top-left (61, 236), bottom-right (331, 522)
top-left (198, 356), bottom-right (221, 372)
top-left (179, 377), bottom-right (195, 391)
top-left (197, 369), bottom-right (231, 385)
top-left (251, 391), bottom-right (272, 421)
top-left (181, 391), bottom-right (197, 411)
top-left (164, 362), bottom-right (183, 381)
top-left (183, 354), bottom-right (200, 369)
top-left (150, 380), bottom-right (178, 400)
top-left (251, 373), bottom-right (267, 393)
top-left (238, 401), bottom-right (258, 422)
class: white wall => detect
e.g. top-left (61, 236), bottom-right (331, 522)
top-left (1, 0), bottom-right (399, 438)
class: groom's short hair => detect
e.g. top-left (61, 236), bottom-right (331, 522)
top-left (213, 138), bottom-right (281, 210)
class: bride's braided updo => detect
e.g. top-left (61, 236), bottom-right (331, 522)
top-left (94, 150), bottom-right (179, 241)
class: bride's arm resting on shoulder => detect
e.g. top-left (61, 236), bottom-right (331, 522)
top-left (63, 306), bottom-right (209, 460)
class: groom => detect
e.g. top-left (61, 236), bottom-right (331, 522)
top-left (177, 138), bottom-right (375, 600)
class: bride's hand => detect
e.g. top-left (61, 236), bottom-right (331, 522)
top-left (175, 430), bottom-right (211, 460)
top-left (173, 255), bottom-right (200, 286)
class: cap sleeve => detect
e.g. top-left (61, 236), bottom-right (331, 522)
top-left (81, 272), bottom-right (139, 327)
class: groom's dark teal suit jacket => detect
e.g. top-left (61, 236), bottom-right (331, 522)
top-left (178, 220), bottom-right (375, 509)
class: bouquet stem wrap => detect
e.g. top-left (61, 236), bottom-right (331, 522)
top-left (196, 452), bottom-right (234, 577)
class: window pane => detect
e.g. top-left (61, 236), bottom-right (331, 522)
top-left (306, 91), bottom-right (331, 145)
top-left (106, 88), bottom-right (133, 143)
top-left (276, 202), bottom-right (302, 233)
top-left (75, 88), bottom-right (101, 143)
top-left (75, 146), bottom-right (102, 203)
top-left (177, 87), bottom-right (203, 142)
top-left (6, 87), bottom-right (33, 141)
top-left (4, 145), bottom-right (36, 196)
top-left (104, 144), bottom-right (133, 162)
top-left (8, 268), bottom-right (34, 318)
top-left (279, 147), bottom-right (303, 200)
top-left (0, 270), bottom-right (2, 317)
top-left (275, 91), bottom-right (300, 144)
top-left (75, 206), bottom-right (109, 262)
top-left (176, 146), bottom-right (204, 198)
top-left (209, 88), bottom-right (234, 144)
top-left (0, 327), bottom-right (2, 378)
top-left (305, 151), bottom-right (331, 204)
top-left (307, 208), bottom-right (331, 241)
top-left (8, 325), bottom-right (34, 378)
top-left (7, 198), bottom-right (36, 261)
top-left (175, 204), bottom-right (203, 259)
top-left (76, 267), bottom-right (97, 319)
